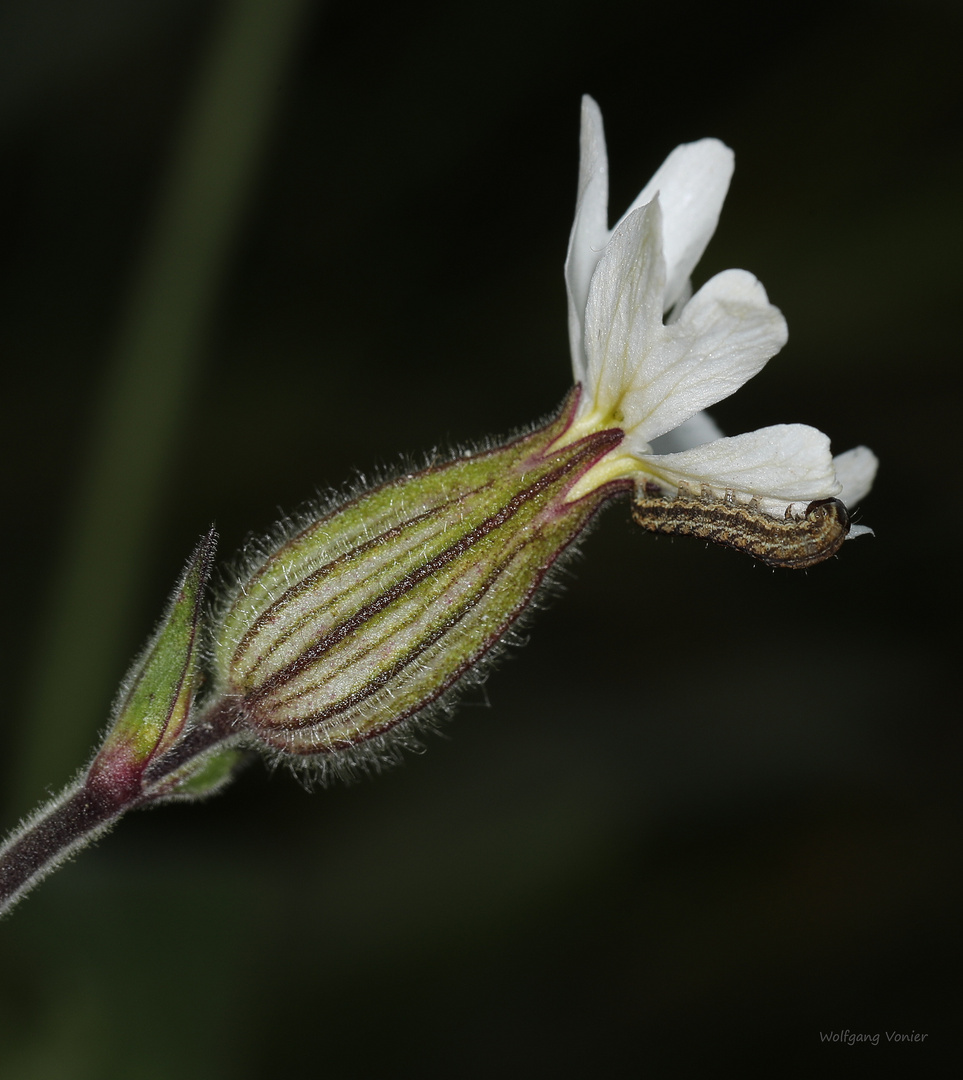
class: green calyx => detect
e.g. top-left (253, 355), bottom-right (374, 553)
top-left (212, 392), bottom-right (625, 762)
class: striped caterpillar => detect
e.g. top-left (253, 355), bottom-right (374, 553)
top-left (631, 483), bottom-right (851, 569)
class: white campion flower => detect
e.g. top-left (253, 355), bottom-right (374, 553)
top-left (561, 96), bottom-right (877, 525)
top-left (0, 97), bottom-right (884, 918)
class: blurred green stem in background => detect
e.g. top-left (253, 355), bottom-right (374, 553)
top-left (13, 0), bottom-right (313, 814)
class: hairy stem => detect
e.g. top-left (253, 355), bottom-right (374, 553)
top-left (0, 702), bottom-right (236, 918)
top-left (0, 781), bottom-right (127, 918)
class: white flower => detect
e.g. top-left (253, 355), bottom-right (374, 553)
top-left (561, 96), bottom-right (877, 522)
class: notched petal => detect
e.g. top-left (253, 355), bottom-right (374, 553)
top-left (638, 424), bottom-right (841, 507)
top-left (582, 200), bottom-right (666, 419)
top-left (620, 269), bottom-right (787, 445)
top-left (617, 138), bottom-right (734, 312)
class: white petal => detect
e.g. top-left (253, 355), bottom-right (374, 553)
top-left (639, 424), bottom-right (841, 504)
top-left (833, 446), bottom-right (878, 507)
top-left (649, 409), bottom-right (724, 454)
top-left (565, 96), bottom-right (610, 385)
top-left (622, 268), bottom-right (788, 447)
top-left (581, 199), bottom-right (665, 424)
top-left (848, 524), bottom-right (875, 540)
top-left (617, 139), bottom-right (734, 312)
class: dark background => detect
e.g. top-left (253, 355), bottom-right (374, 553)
top-left (1, 0), bottom-right (959, 1075)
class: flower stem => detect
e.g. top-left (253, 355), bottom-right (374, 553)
top-left (0, 701), bottom-right (236, 918)
top-left (0, 780), bottom-right (126, 918)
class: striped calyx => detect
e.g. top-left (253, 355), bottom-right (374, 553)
top-left (212, 392), bottom-right (624, 761)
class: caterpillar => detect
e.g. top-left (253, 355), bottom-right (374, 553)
top-left (631, 484), bottom-right (851, 569)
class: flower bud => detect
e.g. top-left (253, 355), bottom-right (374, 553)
top-left (211, 392), bottom-right (625, 772)
top-left (87, 529), bottom-right (216, 804)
